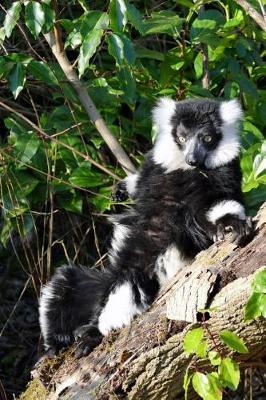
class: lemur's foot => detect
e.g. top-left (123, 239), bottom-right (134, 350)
top-left (213, 215), bottom-right (253, 245)
top-left (74, 324), bottom-right (103, 358)
top-left (111, 181), bottom-right (129, 202)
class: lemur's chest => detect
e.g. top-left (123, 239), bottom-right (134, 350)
top-left (138, 169), bottom-right (212, 207)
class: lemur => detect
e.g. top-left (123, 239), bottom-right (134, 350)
top-left (39, 97), bottom-right (253, 357)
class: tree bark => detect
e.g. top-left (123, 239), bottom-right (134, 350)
top-left (24, 203), bottom-right (266, 400)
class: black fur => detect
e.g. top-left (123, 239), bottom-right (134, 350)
top-left (39, 98), bottom-right (252, 357)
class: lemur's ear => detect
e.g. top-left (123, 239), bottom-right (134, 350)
top-left (220, 99), bottom-right (243, 125)
top-left (152, 97), bottom-right (176, 131)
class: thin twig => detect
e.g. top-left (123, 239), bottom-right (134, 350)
top-left (43, 1), bottom-right (136, 175)
top-left (0, 100), bottom-right (119, 179)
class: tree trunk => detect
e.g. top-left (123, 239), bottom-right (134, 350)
top-left (23, 203), bottom-right (266, 400)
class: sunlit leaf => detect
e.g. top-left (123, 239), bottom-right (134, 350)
top-left (192, 372), bottom-right (222, 400)
top-left (219, 330), bottom-right (248, 353)
top-left (110, 0), bottom-right (127, 32)
top-left (25, 1), bottom-right (45, 38)
top-left (3, 1), bottom-right (21, 38)
top-left (218, 357), bottom-right (240, 390)
top-left (8, 63), bottom-right (26, 99)
top-left (78, 29), bottom-right (103, 76)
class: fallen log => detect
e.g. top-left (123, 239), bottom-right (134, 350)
top-left (22, 203), bottom-right (266, 400)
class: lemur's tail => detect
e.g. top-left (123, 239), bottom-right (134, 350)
top-left (39, 264), bottom-right (114, 353)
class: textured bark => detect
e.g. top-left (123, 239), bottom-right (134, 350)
top-left (28, 203), bottom-right (266, 400)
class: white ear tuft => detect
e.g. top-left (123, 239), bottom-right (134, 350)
top-left (152, 97), bottom-right (176, 131)
top-left (220, 99), bottom-right (243, 125)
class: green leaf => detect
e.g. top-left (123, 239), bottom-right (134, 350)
top-left (41, 2), bottom-right (56, 33)
top-left (3, 1), bottom-right (21, 38)
top-left (183, 368), bottom-right (193, 400)
top-left (69, 167), bottom-right (106, 188)
top-left (109, 0), bottom-right (127, 32)
top-left (118, 66), bottom-right (136, 104)
top-left (192, 372), bottom-right (222, 400)
top-left (218, 357), bottom-right (240, 390)
top-left (57, 192), bottom-right (83, 214)
top-left (126, 1), bottom-right (144, 33)
top-left (78, 29), bottom-right (103, 76)
top-left (194, 52), bottom-right (203, 79)
top-left (252, 267), bottom-right (266, 293)
top-left (12, 133), bottom-right (40, 163)
top-left (219, 330), bottom-right (248, 354)
top-left (183, 327), bottom-right (204, 354)
top-left (28, 60), bottom-right (58, 85)
top-left (8, 63), bottom-right (26, 99)
top-left (190, 10), bottom-right (225, 44)
top-left (143, 11), bottom-right (182, 35)
top-left (25, 1), bottom-right (45, 38)
top-left (244, 292), bottom-right (263, 321)
top-left (107, 33), bottom-right (135, 65)
top-left (135, 46), bottom-right (164, 61)
top-left (208, 351), bottom-right (221, 366)
top-left (107, 33), bottom-right (125, 65)
top-left (81, 12), bottom-right (109, 36)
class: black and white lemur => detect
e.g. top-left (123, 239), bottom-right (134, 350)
top-left (39, 97), bottom-right (253, 357)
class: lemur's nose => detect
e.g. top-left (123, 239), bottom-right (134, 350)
top-left (186, 154), bottom-right (198, 166)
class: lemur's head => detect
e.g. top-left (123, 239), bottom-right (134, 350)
top-left (152, 97), bottom-right (243, 172)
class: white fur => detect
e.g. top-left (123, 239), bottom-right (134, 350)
top-left (124, 173), bottom-right (139, 196)
top-left (155, 245), bottom-right (187, 286)
top-left (98, 281), bottom-right (145, 335)
top-left (39, 283), bottom-right (56, 349)
top-left (108, 223), bottom-right (130, 264)
top-left (206, 99), bottom-right (242, 169)
top-left (152, 97), bottom-right (192, 173)
top-left (220, 99), bottom-right (243, 125)
top-left (207, 200), bottom-right (246, 224)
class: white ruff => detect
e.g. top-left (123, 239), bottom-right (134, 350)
top-left (98, 282), bottom-right (145, 335)
top-left (206, 99), bottom-right (243, 169)
top-left (220, 99), bottom-right (243, 125)
top-left (39, 282), bottom-right (55, 349)
top-left (152, 97), bottom-right (192, 173)
top-left (207, 200), bottom-right (246, 224)
top-left (124, 173), bottom-right (139, 196)
top-left (155, 245), bottom-right (187, 286)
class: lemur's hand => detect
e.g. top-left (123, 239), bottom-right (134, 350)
top-left (213, 215), bottom-right (253, 245)
top-left (74, 324), bottom-right (103, 358)
top-left (111, 180), bottom-right (129, 202)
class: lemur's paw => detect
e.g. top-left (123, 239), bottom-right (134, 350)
top-left (74, 324), bottom-right (103, 358)
top-left (75, 334), bottom-right (103, 358)
top-left (213, 215), bottom-right (253, 245)
top-left (111, 181), bottom-right (129, 202)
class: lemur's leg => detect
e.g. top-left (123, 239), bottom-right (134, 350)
top-left (112, 173), bottom-right (140, 201)
top-left (206, 200), bottom-right (253, 244)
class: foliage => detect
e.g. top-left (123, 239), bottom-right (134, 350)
top-left (183, 267), bottom-right (266, 399)
top-left (0, 1), bottom-right (265, 269)
top-left (245, 266), bottom-right (266, 320)
top-left (182, 324), bottom-right (247, 399)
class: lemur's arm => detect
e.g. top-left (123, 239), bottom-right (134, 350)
top-left (112, 172), bottom-right (140, 201)
top-left (205, 200), bottom-right (253, 245)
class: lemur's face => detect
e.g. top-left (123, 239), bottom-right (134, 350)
top-left (152, 97), bottom-right (242, 172)
top-left (171, 100), bottom-right (223, 169)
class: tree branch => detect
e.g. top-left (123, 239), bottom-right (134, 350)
top-left (43, 2), bottom-right (136, 175)
top-left (234, 0), bottom-right (266, 31)
top-left (26, 203), bottom-right (266, 400)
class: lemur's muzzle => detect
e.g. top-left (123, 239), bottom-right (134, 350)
top-left (185, 140), bottom-right (207, 167)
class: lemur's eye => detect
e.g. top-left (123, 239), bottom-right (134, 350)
top-left (178, 136), bottom-right (186, 143)
top-left (204, 135), bottom-right (212, 143)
